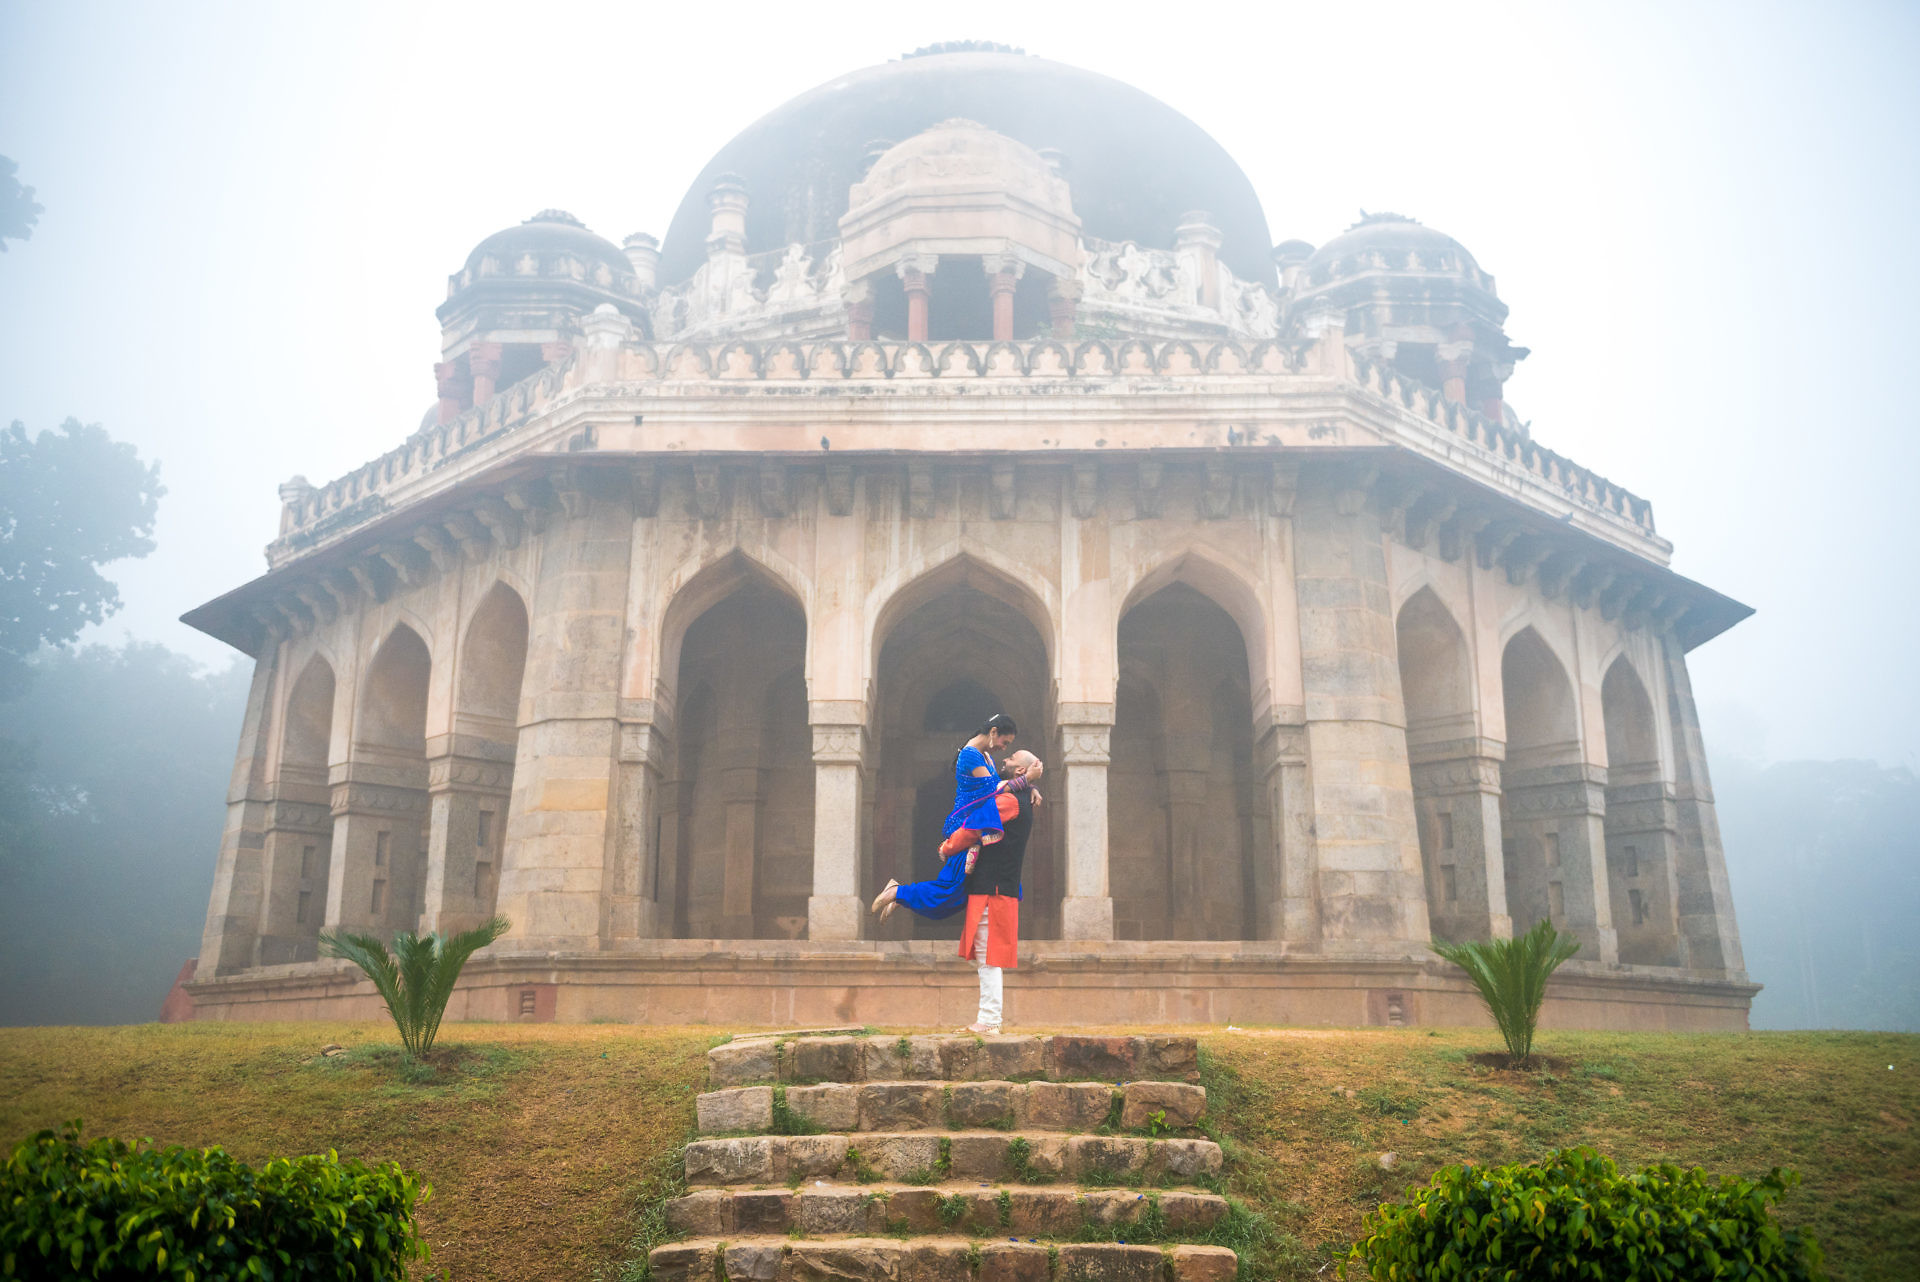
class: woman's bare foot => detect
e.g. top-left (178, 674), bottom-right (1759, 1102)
top-left (965, 1022), bottom-right (998, 1035)
top-left (869, 879), bottom-right (898, 916)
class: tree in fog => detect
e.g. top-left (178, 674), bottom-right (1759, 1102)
top-left (0, 156), bottom-right (40, 250)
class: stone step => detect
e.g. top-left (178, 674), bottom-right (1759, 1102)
top-left (682, 1132), bottom-right (1223, 1187)
top-left (698, 1080), bottom-right (1207, 1136)
top-left (651, 1237), bottom-right (1237, 1282)
top-left (666, 1182), bottom-right (1228, 1239)
top-left (708, 1034), bottom-right (1200, 1090)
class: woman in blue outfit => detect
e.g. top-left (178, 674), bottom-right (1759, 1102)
top-left (870, 713), bottom-right (1019, 922)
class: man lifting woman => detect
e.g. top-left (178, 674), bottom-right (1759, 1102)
top-left (870, 712), bottom-right (1042, 1035)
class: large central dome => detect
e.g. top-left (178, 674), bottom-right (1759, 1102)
top-left (657, 47), bottom-right (1277, 289)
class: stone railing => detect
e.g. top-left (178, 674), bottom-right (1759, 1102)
top-left (1349, 355), bottom-right (1654, 533)
top-left (268, 336), bottom-right (1652, 561)
top-left (652, 239), bottom-right (845, 341)
top-left (1079, 236), bottom-right (1281, 340)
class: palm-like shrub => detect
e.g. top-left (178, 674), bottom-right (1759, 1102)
top-left (1431, 917), bottom-right (1579, 1065)
top-left (319, 917), bottom-right (509, 1057)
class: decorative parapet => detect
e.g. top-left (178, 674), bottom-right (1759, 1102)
top-left (652, 239), bottom-right (847, 342)
top-left (264, 336), bottom-right (1656, 568)
top-left (1078, 236), bottom-right (1280, 340)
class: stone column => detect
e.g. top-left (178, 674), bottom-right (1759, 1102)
top-left (434, 361), bottom-right (463, 425)
top-left (622, 232), bottom-right (660, 290)
top-left (494, 470), bottom-right (631, 949)
top-left (468, 341), bottom-right (504, 407)
top-left (419, 753), bottom-right (514, 936)
top-left (1163, 732), bottom-right (1210, 939)
top-left (604, 710), bottom-right (670, 942)
top-left (1437, 339), bottom-right (1472, 406)
top-left (1603, 778), bottom-right (1686, 966)
top-left (1408, 742), bottom-right (1511, 941)
top-left (1255, 713), bottom-right (1317, 943)
top-left (1291, 467), bottom-right (1432, 954)
top-left (846, 280), bottom-right (875, 341)
top-left (898, 256), bottom-right (937, 342)
top-left (323, 771), bottom-right (430, 936)
top-left (1058, 703), bottom-right (1115, 940)
top-left (197, 644), bottom-right (280, 976)
top-left (808, 703), bottom-right (868, 940)
top-left (718, 711), bottom-right (764, 939)
top-left (1047, 277), bottom-right (1081, 339)
top-left (254, 792), bottom-right (333, 964)
top-left (1658, 635), bottom-right (1746, 975)
top-left (984, 255), bottom-right (1025, 341)
top-left (1500, 764), bottom-right (1617, 961)
top-left (1173, 212), bottom-right (1223, 310)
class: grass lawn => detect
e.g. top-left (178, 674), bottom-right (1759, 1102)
top-left (2, 1022), bottom-right (1915, 1280)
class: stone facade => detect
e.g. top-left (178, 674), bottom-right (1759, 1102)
top-left (182, 46), bottom-right (1754, 1027)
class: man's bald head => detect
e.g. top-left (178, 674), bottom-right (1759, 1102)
top-left (1002, 750), bottom-right (1044, 782)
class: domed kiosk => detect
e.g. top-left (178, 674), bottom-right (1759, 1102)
top-left (182, 47), bottom-right (1756, 1037)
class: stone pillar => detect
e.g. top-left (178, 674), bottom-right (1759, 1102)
top-left (604, 711), bottom-right (670, 941)
top-left (434, 361), bottom-right (463, 425)
top-left (622, 232), bottom-right (660, 290)
top-left (1174, 212), bottom-right (1223, 311)
top-left (1291, 467), bottom-right (1432, 954)
top-left (1408, 742), bottom-right (1511, 941)
top-left (1047, 277), bottom-right (1081, 339)
top-left (1058, 704), bottom-right (1115, 940)
top-left (419, 753), bottom-right (514, 936)
top-left (254, 792), bottom-right (333, 965)
top-left (494, 470), bottom-right (631, 949)
top-left (1255, 714), bottom-right (1318, 942)
top-left (1437, 338), bottom-right (1472, 406)
top-left (197, 645), bottom-right (280, 976)
top-left (1658, 635), bottom-right (1746, 974)
top-left (468, 341), bottom-right (504, 407)
top-left (898, 256), bottom-right (936, 342)
top-left (1500, 764), bottom-right (1617, 961)
top-left (718, 711), bottom-right (764, 939)
top-left (1163, 731), bottom-right (1210, 939)
top-left (322, 771), bottom-right (430, 936)
top-left (706, 175), bottom-right (749, 256)
top-left (984, 255), bottom-right (1025, 341)
top-left (808, 704), bottom-right (868, 940)
top-left (846, 280), bottom-right (875, 342)
top-left (1603, 778), bottom-right (1686, 966)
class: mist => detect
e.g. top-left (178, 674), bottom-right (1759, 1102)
top-left (1, 1), bottom-right (1915, 1025)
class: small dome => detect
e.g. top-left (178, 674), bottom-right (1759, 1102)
top-left (1271, 238), bottom-right (1315, 268)
top-left (461, 210), bottom-right (632, 282)
top-left (1303, 212), bottom-right (1487, 288)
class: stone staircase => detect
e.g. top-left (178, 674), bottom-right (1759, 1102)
top-left (650, 1030), bottom-right (1239, 1282)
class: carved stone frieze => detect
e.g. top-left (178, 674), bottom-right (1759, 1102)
top-left (330, 782), bottom-right (429, 817)
top-left (811, 722), bottom-right (868, 764)
top-left (265, 800), bottom-right (333, 832)
top-left (1409, 755), bottom-right (1502, 794)
top-left (427, 756), bottom-right (514, 794)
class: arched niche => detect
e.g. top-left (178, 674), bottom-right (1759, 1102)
top-left (1110, 582), bottom-right (1262, 941)
top-left (870, 566), bottom-right (1055, 941)
top-left (1396, 589), bottom-right (1502, 941)
top-left (1601, 656), bottom-right (1683, 965)
top-left (665, 575), bottom-right (811, 939)
top-left (257, 656), bottom-right (336, 964)
top-left (436, 583), bottom-right (530, 929)
top-left (1498, 627), bottom-right (1605, 949)
top-left (334, 625), bottom-right (432, 934)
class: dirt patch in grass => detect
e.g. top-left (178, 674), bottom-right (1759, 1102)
top-left (1464, 1051), bottom-right (1574, 1073)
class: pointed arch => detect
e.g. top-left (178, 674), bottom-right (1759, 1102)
top-left (280, 655), bottom-right (337, 776)
top-left (1117, 545), bottom-right (1269, 699)
top-left (356, 624), bottom-right (431, 758)
top-left (1396, 587), bottom-right (1475, 748)
top-left (1601, 655), bottom-right (1660, 787)
top-left (256, 654), bottom-right (337, 965)
top-left (1500, 626), bottom-right (1579, 772)
top-left (653, 548), bottom-right (811, 709)
top-left (1600, 653), bottom-right (1683, 964)
top-left (866, 546), bottom-right (1059, 684)
top-left (456, 582), bottom-right (530, 734)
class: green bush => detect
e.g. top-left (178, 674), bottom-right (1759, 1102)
top-left (1432, 917), bottom-right (1580, 1064)
top-left (320, 915), bottom-right (508, 1058)
top-left (1345, 1146), bottom-right (1824, 1280)
top-left (2, 1121), bottom-right (429, 1279)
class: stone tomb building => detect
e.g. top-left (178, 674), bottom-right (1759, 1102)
top-left (183, 46), bottom-right (1755, 1028)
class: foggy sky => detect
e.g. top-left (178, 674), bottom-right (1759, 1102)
top-left (2, 0), bottom-right (1914, 768)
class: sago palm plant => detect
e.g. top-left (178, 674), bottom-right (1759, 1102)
top-left (319, 916), bottom-right (509, 1058)
top-left (1431, 918), bottom-right (1580, 1065)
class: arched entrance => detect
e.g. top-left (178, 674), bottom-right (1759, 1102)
top-left (666, 577), bottom-right (812, 939)
top-left (1110, 583), bottom-right (1262, 941)
top-left (331, 624), bottom-right (431, 934)
top-left (871, 569), bottom-right (1055, 941)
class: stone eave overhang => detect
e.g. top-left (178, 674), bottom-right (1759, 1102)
top-left (184, 339), bottom-right (1748, 657)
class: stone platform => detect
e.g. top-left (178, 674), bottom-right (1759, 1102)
top-left (650, 1031), bottom-right (1238, 1282)
top-left (180, 940), bottom-right (1757, 1030)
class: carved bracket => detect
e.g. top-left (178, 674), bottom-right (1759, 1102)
top-left (989, 461), bottom-right (1016, 519)
top-left (1070, 462), bottom-right (1099, 518)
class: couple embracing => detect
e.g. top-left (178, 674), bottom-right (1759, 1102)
top-left (869, 713), bottom-right (1042, 1035)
